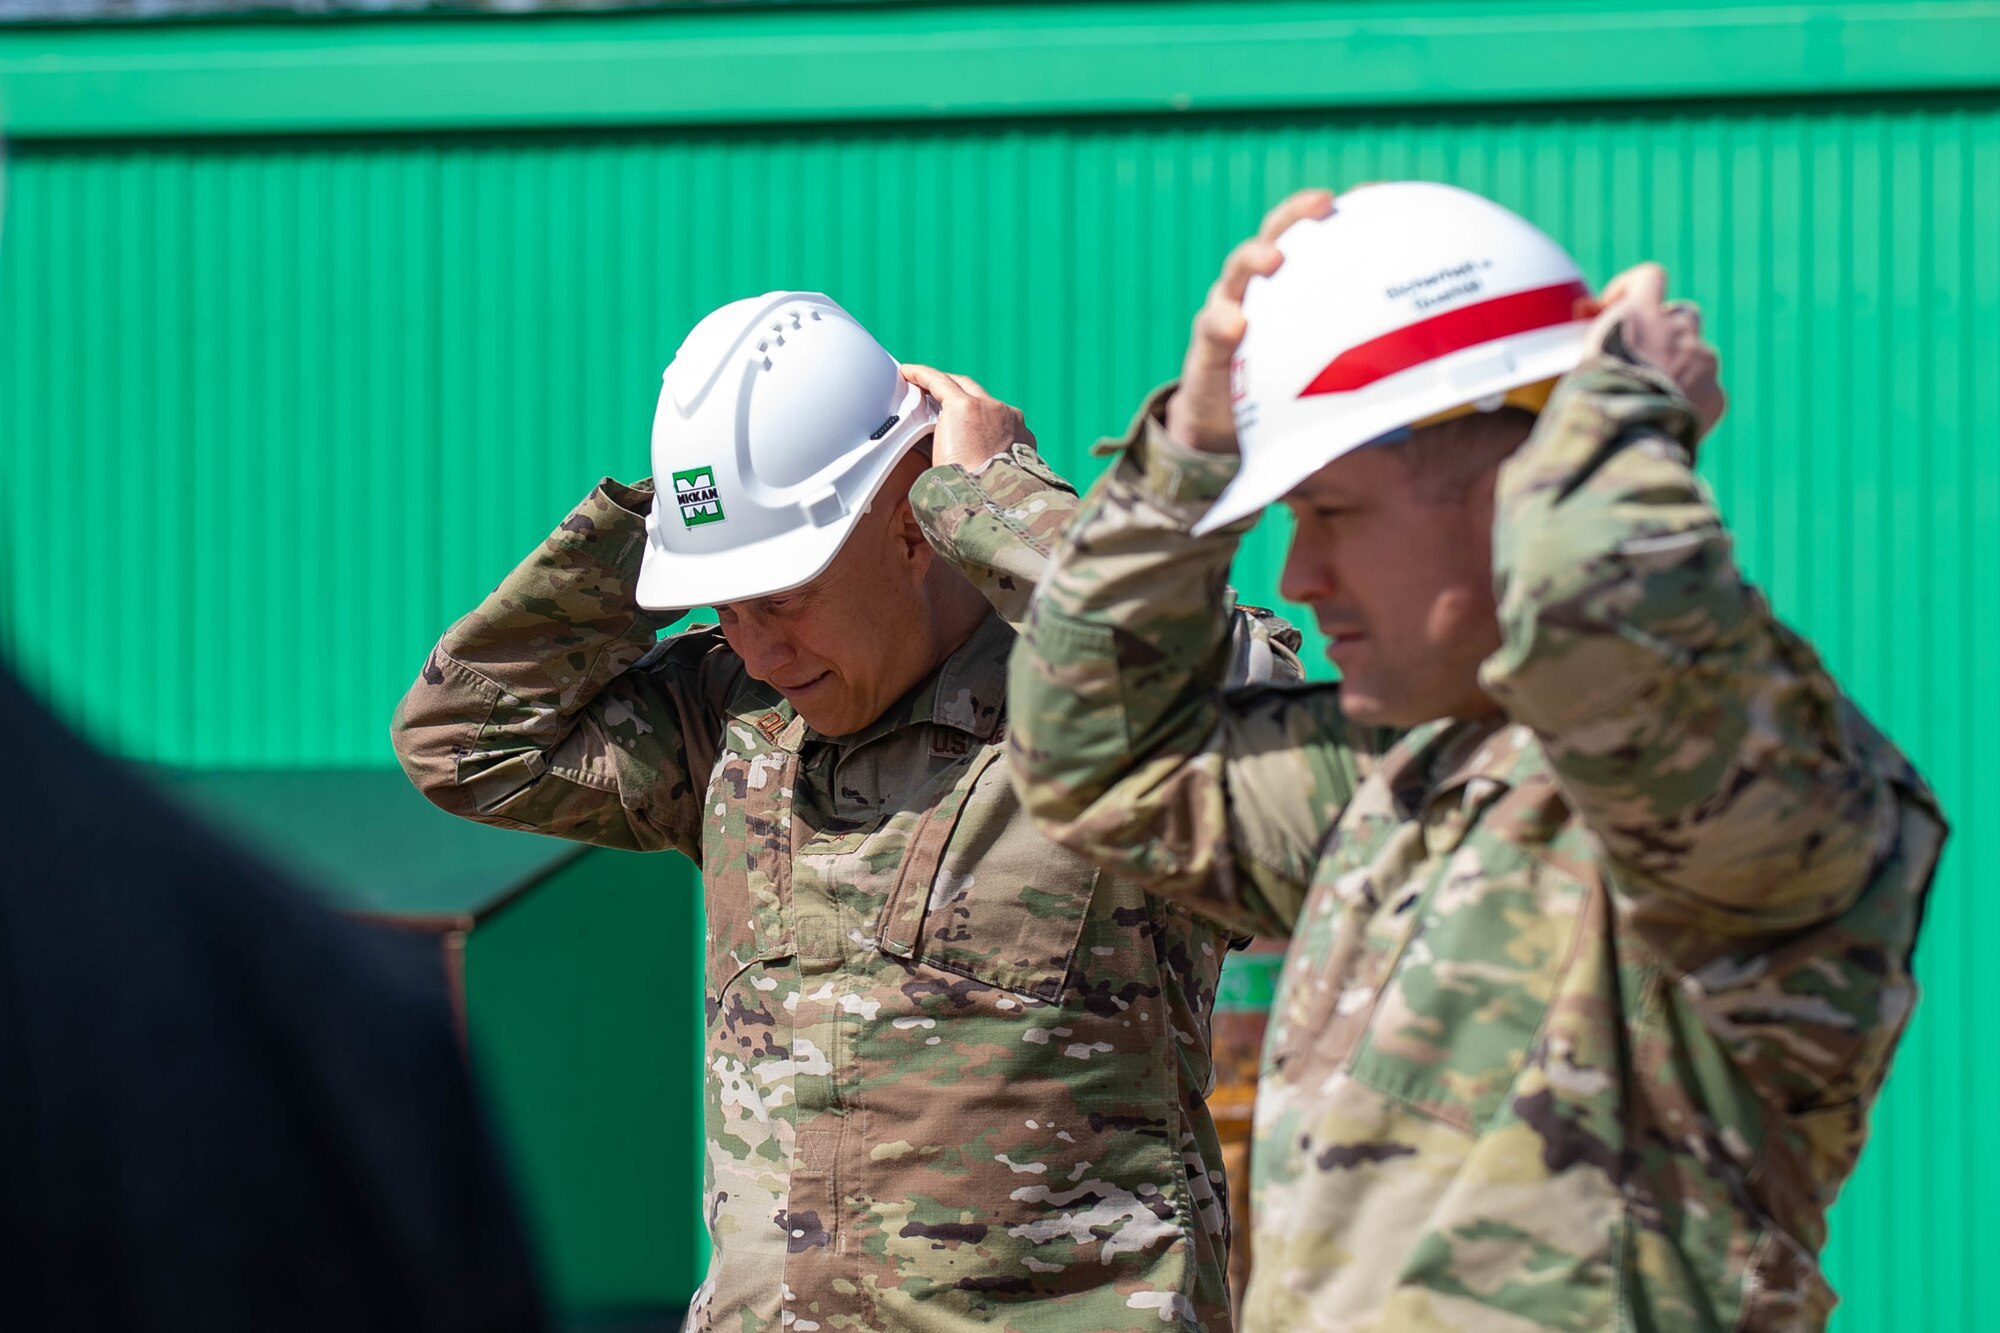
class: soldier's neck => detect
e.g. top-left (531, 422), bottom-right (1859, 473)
top-left (917, 564), bottom-right (994, 681)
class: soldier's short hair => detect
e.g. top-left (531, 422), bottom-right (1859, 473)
top-left (1394, 407), bottom-right (1536, 504)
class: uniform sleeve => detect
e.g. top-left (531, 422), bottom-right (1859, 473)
top-left (390, 478), bottom-right (734, 856)
top-left (909, 442), bottom-right (1080, 631)
top-left (1008, 388), bottom-right (1393, 939)
top-left (1480, 351), bottom-right (1899, 943)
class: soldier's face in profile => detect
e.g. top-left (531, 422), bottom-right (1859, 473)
top-left (1279, 438), bottom-right (1506, 727)
top-left (713, 459), bottom-right (944, 736)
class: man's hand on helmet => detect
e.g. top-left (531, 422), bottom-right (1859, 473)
top-left (900, 364), bottom-right (1037, 474)
top-left (1586, 262), bottom-right (1728, 440)
top-left (1166, 188), bottom-right (1335, 454)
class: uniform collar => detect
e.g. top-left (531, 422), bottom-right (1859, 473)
top-left (1375, 713), bottom-right (1536, 823)
top-left (770, 610), bottom-right (1013, 753)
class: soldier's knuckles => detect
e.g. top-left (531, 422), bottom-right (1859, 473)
top-left (1261, 190), bottom-right (1322, 238)
top-left (1223, 243), bottom-right (1266, 288)
top-left (1191, 311), bottom-right (1235, 365)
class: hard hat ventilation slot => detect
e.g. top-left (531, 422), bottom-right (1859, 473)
top-left (868, 414), bottom-right (900, 441)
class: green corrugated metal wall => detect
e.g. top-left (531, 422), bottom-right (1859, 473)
top-left (3, 7), bottom-right (1996, 1328)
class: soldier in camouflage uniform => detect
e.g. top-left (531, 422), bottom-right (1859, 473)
top-left (395, 340), bottom-right (1294, 1329)
top-left (1008, 189), bottom-right (1947, 1329)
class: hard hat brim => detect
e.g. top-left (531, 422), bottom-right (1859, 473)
top-left (635, 513), bottom-right (854, 610)
top-left (1192, 322), bottom-right (1591, 536)
top-left (633, 402), bottom-right (938, 610)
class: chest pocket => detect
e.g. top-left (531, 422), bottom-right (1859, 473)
top-left (1352, 844), bottom-right (1587, 1131)
top-left (699, 717), bottom-right (799, 1013)
top-left (1281, 775), bottom-right (1589, 1133)
top-left (877, 745), bottom-right (1098, 1002)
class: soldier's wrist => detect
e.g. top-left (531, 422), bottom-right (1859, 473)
top-left (546, 482), bottom-right (671, 631)
top-left (1133, 414), bottom-right (1244, 520)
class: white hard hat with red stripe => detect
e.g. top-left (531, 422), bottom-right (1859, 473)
top-left (1195, 181), bottom-right (1592, 534)
top-left (635, 292), bottom-right (938, 609)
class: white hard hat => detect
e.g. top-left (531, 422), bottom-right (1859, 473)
top-left (635, 292), bottom-right (938, 609)
top-left (1196, 181), bottom-right (1592, 534)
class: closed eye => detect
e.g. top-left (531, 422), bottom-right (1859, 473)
top-left (1285, 497), bottom-right (1356, 523)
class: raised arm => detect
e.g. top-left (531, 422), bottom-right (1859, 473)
top-left (1008, 389), bottom-right (1388, 939)
top-left (898, 363), bottom-right (1084, 630)
top-left (391, 479), bottom-right (735, 856)
top-left (1481, 274), bottom-right (1899, 945)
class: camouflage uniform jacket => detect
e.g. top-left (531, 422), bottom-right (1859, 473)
top-left (1009, 357), bottom-right (1947, 1331)
top-left (394, 445), bottom-right (1294, 1332)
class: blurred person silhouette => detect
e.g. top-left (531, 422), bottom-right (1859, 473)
top-left (0, 662), bottom-right (546, 1332)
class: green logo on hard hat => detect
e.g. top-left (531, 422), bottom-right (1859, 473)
top-left (673, 466), bottom-right (726, 527)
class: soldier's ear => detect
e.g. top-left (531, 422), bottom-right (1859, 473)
top-left (889, 495), bottom-right (934, 573)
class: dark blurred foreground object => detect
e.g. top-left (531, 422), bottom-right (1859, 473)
top-left (0, 665), bottom-right (545, 1333)
top-left (156, 767), bottom-right (706, 1327)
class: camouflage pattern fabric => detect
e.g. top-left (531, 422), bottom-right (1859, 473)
top-left (394, 442), bottom-right (1301, 1331)
top-left (1009, 359), bottom-right (1947, 1330)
